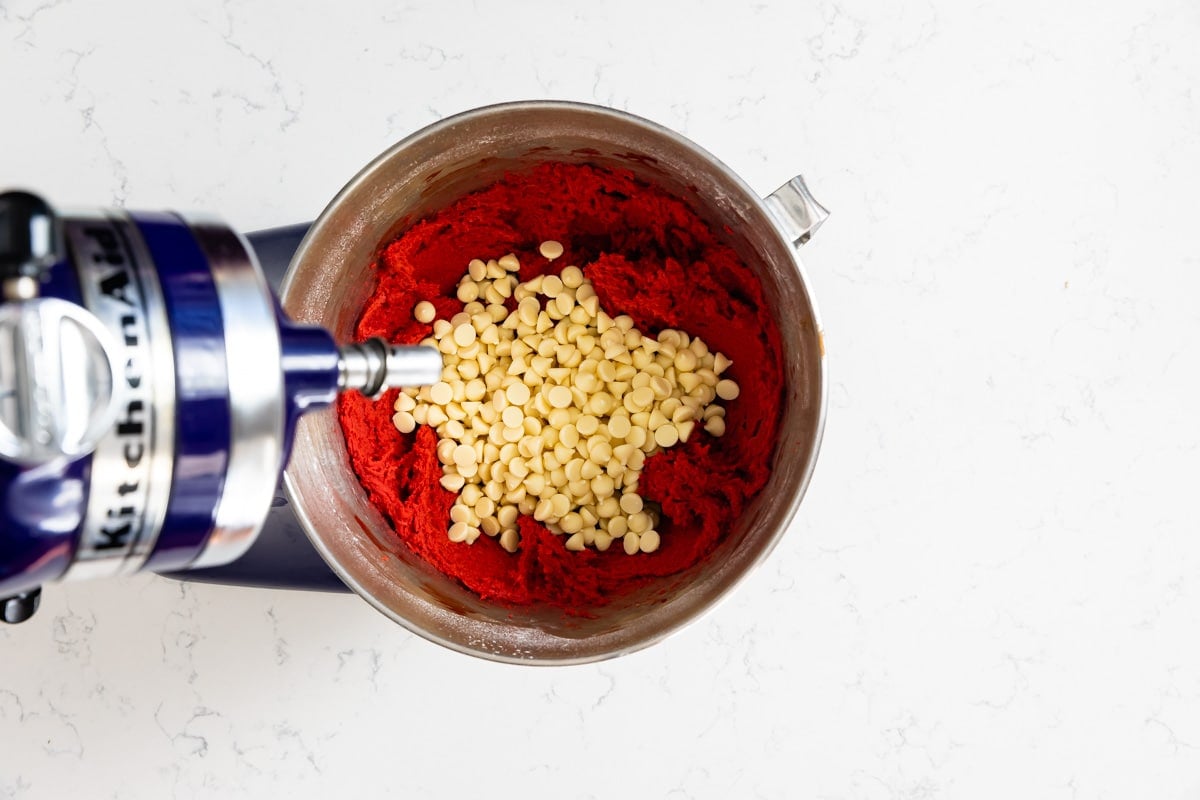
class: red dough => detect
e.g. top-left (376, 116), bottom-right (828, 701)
top-left (338, 163), bottom-right (783, 609)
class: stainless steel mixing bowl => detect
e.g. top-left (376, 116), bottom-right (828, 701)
top-left (280, 101), bottom-right (828, 664)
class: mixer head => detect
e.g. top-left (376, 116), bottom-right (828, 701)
top-left (0, 191), bottom-right (441, 619)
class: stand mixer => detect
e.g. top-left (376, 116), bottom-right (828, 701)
top-left (0, 191), bottom-right (441, 623)
top-left (1, 101), bottom-right (828, 662)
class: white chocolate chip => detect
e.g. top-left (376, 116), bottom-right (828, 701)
top-left (396, 244), bottom-right (736, 554)
top-left (440, 473), bottom-right (466, 492)
top-left (448, 522), bottom-right (474, 543)
top-left (414, 301), bottom-right (437, 323)
top-left (560, 265), bottom-right (583, 287)
top-left (429, 381), bottom-right (453, 406)
top-left (453, 443), bottom-right (477, 467)
top-left (548, 385), bottom-right (573, 409)
top-left (640, 529), bottom-right (660, 553)
top-left (654, 423), bottom-right (679, 448)
top-left (499, 529), bottom-right (520, 552)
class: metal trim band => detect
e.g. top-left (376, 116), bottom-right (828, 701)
top-left (134, 212), bottom-right (232, 572)
top-left (183, 216), bottom-right (284, 569)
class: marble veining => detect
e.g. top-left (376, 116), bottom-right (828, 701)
top-left (2, 0), bottom-right (1200, 797)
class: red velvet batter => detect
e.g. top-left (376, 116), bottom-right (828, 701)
top-left (338, 162), bottom-right (783, 609)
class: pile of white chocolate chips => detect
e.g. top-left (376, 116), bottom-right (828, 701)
top-left (392, 242), bottom-right (739, 555)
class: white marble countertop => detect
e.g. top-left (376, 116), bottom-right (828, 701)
top-left (3, 1), bottom-right (1199, 797)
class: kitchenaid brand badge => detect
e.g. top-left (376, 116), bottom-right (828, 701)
top-left (66, 218), bottom-right (157, 566)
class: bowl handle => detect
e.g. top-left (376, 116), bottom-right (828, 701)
top-left (764, 175), bottom-right (829, 246)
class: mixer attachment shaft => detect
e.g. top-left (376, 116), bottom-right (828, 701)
top-left (338, 338), bottom-right (442, 398)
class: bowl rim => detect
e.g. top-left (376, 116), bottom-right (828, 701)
top-left (281, 99), bottom-right (829, 665)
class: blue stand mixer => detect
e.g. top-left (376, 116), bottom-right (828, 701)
top-left (0, 191), bottom-right (441, 623)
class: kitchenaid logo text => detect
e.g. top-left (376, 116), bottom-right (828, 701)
top-left (85, 225), bottom-right (148, 551)
top-left (67, 218), bottom-right (160, 566)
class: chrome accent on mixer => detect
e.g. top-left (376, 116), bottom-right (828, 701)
top-left (0, 297), bottom-right (120, 466)
top-left (0, 588), bottom-right (40, 624)
top-left (62, 212), bottom-right (177, 580)
top-left (337, 338), bottom-right (442, 399)
top-left (0, 190), bottom-right (59, 282)
top-left (764, 175), bottom-right (829, 245)
top-left (0, 192), bottom-right (123, 469)
top-left (2, 276), bottom-right (39, 301)
top-left (186, 216), bottom-right (286, 570)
